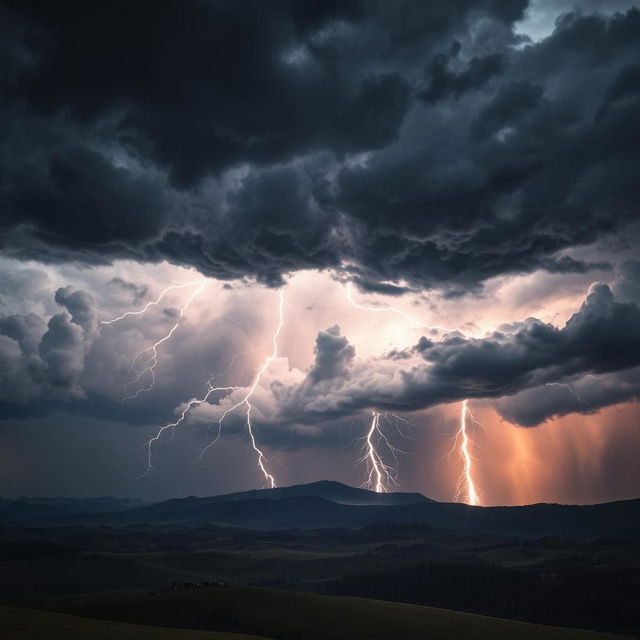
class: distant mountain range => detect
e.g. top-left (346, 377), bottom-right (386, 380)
top-left (2, 481), bottom-right (638, 540)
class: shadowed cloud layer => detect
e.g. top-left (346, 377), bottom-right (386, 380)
top-left (1, 1), bottom-right (639, 291)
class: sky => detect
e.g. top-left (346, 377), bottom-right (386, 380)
top-left (1, 0), bottom-right (640, 504)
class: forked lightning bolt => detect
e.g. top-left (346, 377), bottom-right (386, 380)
top-left (346, 283), bottom-right (484, 501)
top-left (360, 412), bottom-right (397, 493)
top-left (346, 283), bottom-right (450, 489)
top-left (124, 281), bottom-right (207, 401)
top-left (140, 377), bottom-right (239, 478)
top-left (198, 289), bottom-right (286, 488)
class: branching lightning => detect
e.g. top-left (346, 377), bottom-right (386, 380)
top-left (197, 289), bottom-right (286, 488)
top-left (361, 412), bottom-right (393, 492)
top-left (357, 412), bottom-right (410, 493)
top-left (116, 283), bottom-right (285, 485)
top-left (345, 283), bottom-right (487, 503)
top-left (111, 276), bottom-right (494, 499)
top-left (140, 377), bottom-right (239, 478)
top-left (347, 283), bottom-right (459, 490)
top-left (123, 281), bottom-right (207, 401)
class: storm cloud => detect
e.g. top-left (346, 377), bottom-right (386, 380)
top-left (1, 1), bottom-right (638, 291)
top-left (1, 1), bottom-right (640, 499)
top-left (257, 282), bottom-right (640, 430)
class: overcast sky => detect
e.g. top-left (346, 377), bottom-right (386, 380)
top-left (1, 0), bottom-right (639, 504)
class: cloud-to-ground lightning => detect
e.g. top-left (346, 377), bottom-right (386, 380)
top-left (346, 283), bottom-right (491, 503)
top-left (123, 280), bottom-right (207, 401)
top-left (359, 412), bottom-right (399, 493)
top-left (452, 399), bottom-right (480, 506)
top-left (100, 279), bottom-right (204, 325)
top-left (197, 289), bottom-right (286, 488)
top-left (346, 283), bottom-right (457, 490)
top-left (365, 412), bottom-right (385, 492)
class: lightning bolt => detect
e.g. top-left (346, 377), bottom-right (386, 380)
top-left (345, 282), bottom-right (488, 501)
top-left (357, 412), bottom-right (409, 493)
top-left (198, 289), bottom-right (285, 488)
top-left (346, 282), bottom-right (442, 490)
top-left (100, 279), bottom-right (204, 325)
top-left (546, 382), bottom-right (591, 408)
top-left (123, 280), bottom-right (207, 401)
top-left (452, 399), bottom-right (480, 506)
top-left (140, 377), bottom-right (239, 478)
top-left (362, 412), bottom-right (389, 492)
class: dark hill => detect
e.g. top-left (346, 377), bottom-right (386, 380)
top-left (1, 481), bottom-right (638, 540)
top-left (137, 480), bottom-right (431, 513)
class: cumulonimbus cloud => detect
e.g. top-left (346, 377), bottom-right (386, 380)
top-left (1, 267), bottom-right (640, 446)
top-left (1, 3), bottom-right (639, 293)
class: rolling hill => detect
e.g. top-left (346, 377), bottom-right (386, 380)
top-left (1, 481), bottom-right (638, 540)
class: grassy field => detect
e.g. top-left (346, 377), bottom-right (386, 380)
top-left (1, 605), bottom-right (270, 640)
top-left (9, 585), bottom-right (626, 640)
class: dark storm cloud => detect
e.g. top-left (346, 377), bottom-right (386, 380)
top-left (0, 313), bottom-right (45, 403)
top-left (539, 256), bottom-right (611, 274)
top-left (9, 0), bottom-right (638, 291)
top-left (54, 286), bottom-right (98, 339)
top-left (336, 8), bottom-right (640, 292)
top-left (308, 325), bottom-right (355, 383)
top-left (0, 285), bottom-right (99, 401)
top-left (418, 48), bottom-right (507, 104)
top-left (417, 284), bottom-right (640, 397)
top-left (0, 275), bottom-right (266, 426)
top-left (108, 278), bottom-right (149, 305)
top-left (469, 79), bottom-right (544, 141)
top-left (492, 366), bottom-right (640, 426)
top-left (490, 260), bottom-right (640, 425)
top-left (38, 312), bottom-right (86, 393)
top-left (1, 1), bottom-right (640, 443)
top-left (595, 63), bottom-right (640, 120)
top-left (0, 313), bottom-right (44, 355)
top-left (613, 260), bottom-right (640, 302)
